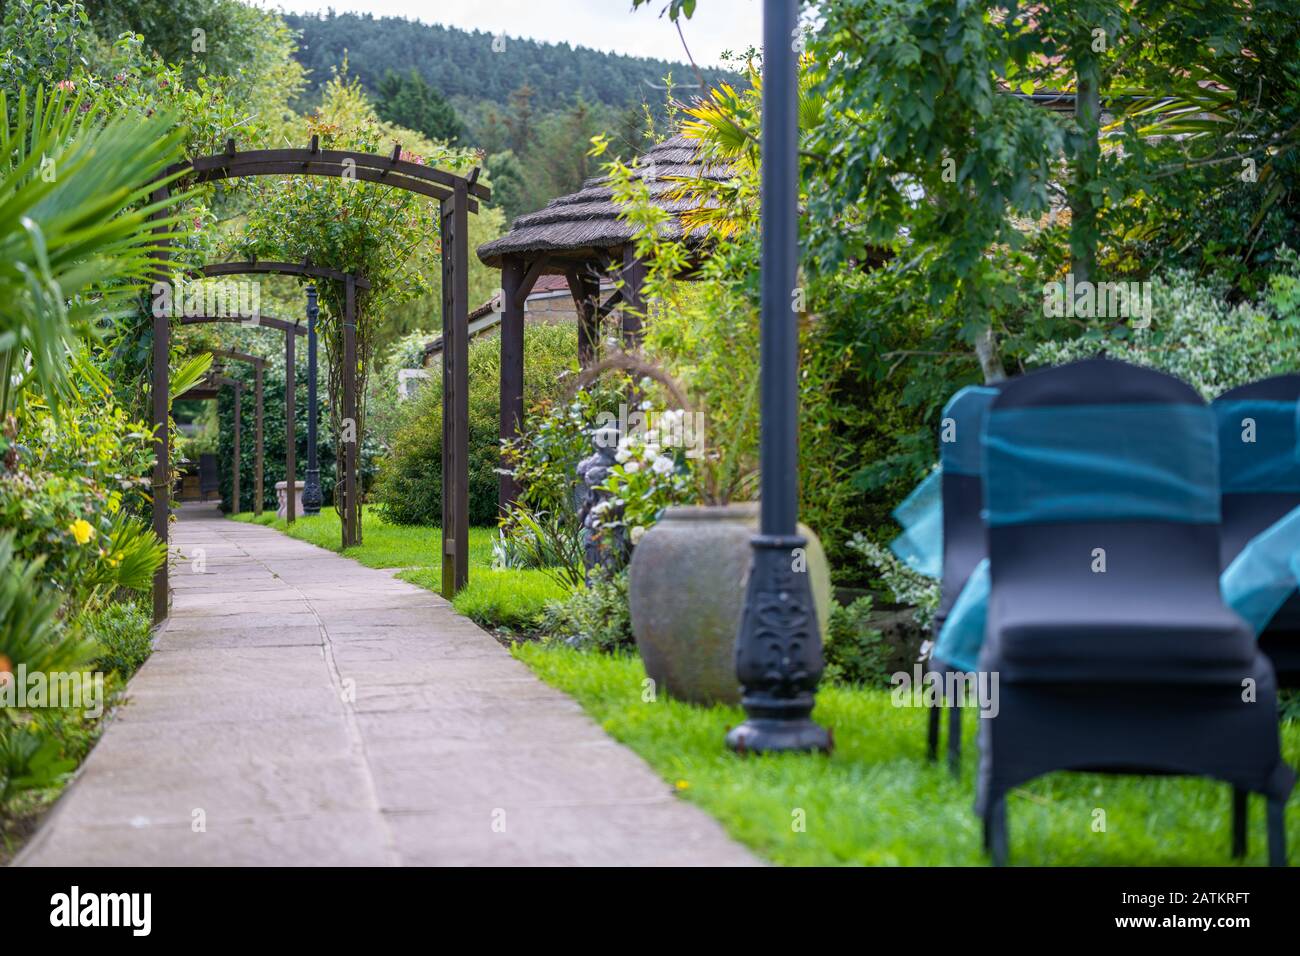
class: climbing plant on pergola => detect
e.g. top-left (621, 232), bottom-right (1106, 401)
top-left (149, 140), bottom-right (488, 623)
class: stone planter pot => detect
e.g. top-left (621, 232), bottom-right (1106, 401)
top-left (628, 502), bottom-right (833, 706)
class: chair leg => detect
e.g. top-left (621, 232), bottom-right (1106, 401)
top-left (926, 697), bottom-right (941, 762)
top-left (1267, 796), bottom-right (1288, 867)
top-left (947, 701), bottom-right (962, 776)
top-left (985, 793), bottom-right (1008, 866)
top-left (1232, 788), bottom-right (1248, 859)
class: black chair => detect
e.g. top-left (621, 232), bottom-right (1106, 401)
top-left (1213, 375), bottom-right (1300, 688)
top-left (977, 359), bottom-right (1293, 866)
top-left (926, 385), bottom-right (999, 773)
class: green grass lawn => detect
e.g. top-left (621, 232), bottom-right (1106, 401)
top-left (231, 509), bottom-right (496, 570)
top-left (231, 509), bottom-right (567, 629)
top-left (514, 642), bottom-right (1300, 866)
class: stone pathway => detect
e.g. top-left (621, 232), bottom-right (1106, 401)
top-left (17, 503), bottom-right (756, 866)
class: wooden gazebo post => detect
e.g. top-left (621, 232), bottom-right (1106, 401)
top-left (567, 270), bottom-right (601, 366)
top-left (499, 257), bottom-right (527, 509)
top-left (621, 247), bottom-right (648, 345)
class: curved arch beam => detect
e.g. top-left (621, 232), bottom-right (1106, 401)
top-left (188, 146), bottom-right (489, 202)
top-left (188, 153), bottom-right (482, 213)
top-left (178, 313), bottom-right (305, 336)
top-left (198, 260), bottom-right (371, 290)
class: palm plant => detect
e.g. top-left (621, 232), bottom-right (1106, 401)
top-left (0, 84), bottom-right (188, 417)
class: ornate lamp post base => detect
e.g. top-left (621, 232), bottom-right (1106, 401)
top-left (726, 718), bottom-right (831, 755)
top-left (726, 534), bottom-right (832, 755)
top-left (302, 468), bottom-right (322, 516)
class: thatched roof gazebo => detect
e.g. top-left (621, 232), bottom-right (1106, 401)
top-left (478, 133), bottom-right (729, 509)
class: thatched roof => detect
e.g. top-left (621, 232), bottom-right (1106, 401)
top-left (477, 134), bottom-right (731, 268)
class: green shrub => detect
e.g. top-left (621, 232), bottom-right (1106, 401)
top-left (540, 567), bottom-right (633, 652)
top-left (822, 596), bottom-right (891, 688)
top-left (1026, 256), bottom-right (1300, 399)
top-left (81, 600), bottom-right (153, 680)
top-left (374, 323), bottom-right (578, 527)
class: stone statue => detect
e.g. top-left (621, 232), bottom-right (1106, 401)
top-left (575, 423), bottom-right (626, 578)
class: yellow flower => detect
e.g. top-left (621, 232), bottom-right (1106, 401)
top-left (675, 779), bottom-right (691, 791)
top-left (68, 519), bottom-right (96, 545)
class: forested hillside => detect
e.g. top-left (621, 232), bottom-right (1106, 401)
top-left (282, 11), bottom-right (740, 224)
top-left (284, 11), bottom-right (736, 112)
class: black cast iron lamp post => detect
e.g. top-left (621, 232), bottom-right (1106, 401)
top-left (726, 0), bottom-right (831, 754)
top-left (302, 284), bottom-right (323, 516)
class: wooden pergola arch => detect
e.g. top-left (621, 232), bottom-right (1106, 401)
top-left (205, 374), bottom-right (242, 514)
top-left (149, 140), bottom-right (488, 623)
top-left (178, 314), bottom-right (303, 527)
top-left (183, 260), bottom-right (372, 544)
top-left (193, 350), bottom-right (266, 517)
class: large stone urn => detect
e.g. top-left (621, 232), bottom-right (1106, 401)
top-left (628, 502), bottom-right (833, 706)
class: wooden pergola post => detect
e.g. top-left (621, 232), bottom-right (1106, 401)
top-left (441, 182), bottom-right (471, 595)
top-left (254, 364), bottom-right (264, 515)
top-left (342, 275), bottom-right (359, 547)
top-left (149, 183), bottom-right (173, 625)
top-left (499, 257), bottom-right (526, 511)
top-left (231, 381), bottom-right (242, 515)
top-left (210, 350), bottom-right (268, 515)
top-left (285, 323), bottom-right (296, 525)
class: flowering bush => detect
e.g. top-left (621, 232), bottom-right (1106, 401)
top-left (0, 386), bottom-right (164, 609)
top-left (593, 421), bottom-right (694, 551)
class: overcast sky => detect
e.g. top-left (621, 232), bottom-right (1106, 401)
top-left (262, 1), bottom-right (762, 67)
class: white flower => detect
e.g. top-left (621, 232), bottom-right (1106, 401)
top-left (651, 455), bottom-right (675, 476)
top-left (630, 525), bottom-right (646, 545)
top-left (615, 448), bottom-right (630, 463)
top-left (624, 460), bottom-right (641, 474)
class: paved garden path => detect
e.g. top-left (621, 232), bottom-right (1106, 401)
top-left (18, 503), bottom-right (756, 866)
